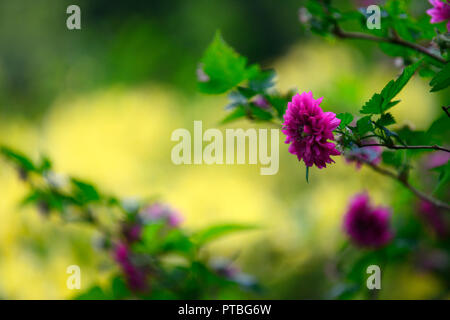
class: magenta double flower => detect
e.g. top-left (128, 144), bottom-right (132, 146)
top-left (343, 193), bottom-right (393, 248)
top-left (282, 92), bottom-right (341, 169)
top-left (427, 0), bottom-right (450, 32)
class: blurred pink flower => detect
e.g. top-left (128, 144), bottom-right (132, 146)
top-left (418, 200), bottom-right (448, 238)
top-left (114, 242), bottom-right (148, 292)
top-left (140, 203), bottom-right (184, 227)
top-left (425, 151), bottom-right (450, 169)
top-left (282, 92), bottom-right (341, 168)
top-left (252, 95), bottom-right (270, 109)
top-left (122, 224), bottom-right (142, 243)
top-left (345, 141), bottom-right (382, 169)
top-left (343, 193), bottom-right (393, 248)
top-left (427, 0), bottom-right (450, 32)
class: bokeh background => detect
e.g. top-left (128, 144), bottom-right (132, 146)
top-left (0, 0), bottom-right (448, 299)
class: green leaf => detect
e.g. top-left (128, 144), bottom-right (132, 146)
top-left (0, 146), bottom-right (36, 172)
top-left (360, 61), bottom-right (421, 114)
top-left (75, 286), bottom-right (110, 300)
top-left (382, 151), bottom-right (402, 168)
top-left (360, 93), bottom-right (383, 114)
top-left (162, 229), bottom-right (194, 256)
top-left (266, 94), bottom-right (288, 119)
top-left (192, 223), bottom-right (258, 246)
top-left (111, 276), bottom-right (131, 299)
top-left (430, 63), bottom-right (450, 92)
top-left (198, 31), bottom-right (257, 94)
top-left (396, 127), bottom-right (430, 146)
top-left (336, 112), bottom-right (354, 129)
top-left (71, 179), bottom-right (101, 204)
top-left (248, 69), bottom-right (276, 92)
top-left (428, 115), bottom-right (450, 143)
top-left (137, 222), bottom-right (166, 254)
top-left (249, 105), bottom-right (273, 121)
top-left (433, 161), bottom-right (450, 193)
top-left (220, 106), bottom-right (247, 124)
top-left (356, 116), bottom-right (373, 136)
top-left (381, 62), bottom-right (420, 100)
top-left (376, 113), bottom-right (396, 127)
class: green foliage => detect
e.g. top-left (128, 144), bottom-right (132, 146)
top-left (361, 61), bottom-right (421, 114)
top-left (376, 113), bottom-right (396, 127)
top-left (0, 146), bottom-right (259, 300)
top-left (429, 62), bottom-right (450, 92)
top-left (433, 161), bottom-right (450, 193)
top-left (356, 116), bottom-right (373, 136)
top-left (198, 31), bottom-right (259, 94)
top-left (382, 151), bottom-right (403, 168)
top-left (0, 147), bottom-right (38, 172)
top-left (337, 113), bottom-right (354, 129)
top-left (192, 223), bottom-right (258, 246)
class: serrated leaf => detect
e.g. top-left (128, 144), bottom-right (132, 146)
top-left (381, 61), bottom-right (421, 103)
top-left (430, 63), bottom-right (450, 92)
top-left (198, 31), bottom-right (257, 94)
top-left (356, 116), bottom-right (373, 135)
top-left (361, 93), bottom-right (383, 114)
top-left (192, 224), bottom-right (258, 246)
top-left (220, 106), bottom-right (247, 124)
top-left (360, 61), bottom-right (421, 114)
top-left (377, 113), bottom-right (396, 126)
top-left (336, 113), bottom-right (354, 129)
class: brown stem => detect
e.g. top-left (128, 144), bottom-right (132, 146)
top-left (443, 106), bottom-right (450, 118)
top-left (332, 25), bottom-right (446, 64)
top-left (359, 143), bottom-right (450, 153)
top-left (362, 160), bottom-right (450, 211)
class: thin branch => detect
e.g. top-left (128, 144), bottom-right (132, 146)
top-left (362, 160), bottom-right (450, 211)
top-left (332, 24), bottom-right (447, 64)
top-left (358, 143), bottom-right (450, 153)
top-left (442, 106), bottom-right (450, 118)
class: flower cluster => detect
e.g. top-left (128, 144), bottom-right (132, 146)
top-left (282, 92), bottom-right (341, 169)
top-left (344, 141), bottom-right (382, 169)
top-left (114, 202), bottom-right (184, 292)
top-left (140, 203), bottom-right (184, 227)
top-left (114, 242), bottom-right (148, 292)
top-left (343, 193), bottom-right (393, 248)
top-left (427, 0), bottom-right (450, 32)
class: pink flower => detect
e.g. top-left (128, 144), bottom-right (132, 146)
top-left (282, 91), bottom-right (341, 168)
top-left (252, 95), bottom-right (270, 109)
top-left (122, 223), bottom-right (142, 243)
top-left (343, 193), bottom-right (393, 248)
top-left (113, 242), bottom-right (148, 292)
top-left (140, 203), bottom-right (184, 227)
top-left (425, 151), bottom-right (450, 169)
top-left (345, 140), bottom-right (382, 169)
top-left (418, 200), bottom-right (448, 238)
top-left (427, 0), bottom-right (450, 32)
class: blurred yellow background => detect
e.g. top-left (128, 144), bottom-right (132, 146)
top-left (0, 41), bottom-right (440, 299)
